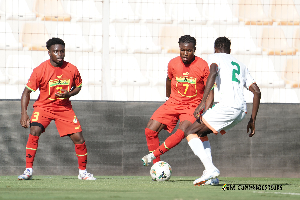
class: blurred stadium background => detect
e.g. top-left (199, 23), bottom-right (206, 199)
top-left (0, 0), bottom-right (300, 178)
top-left (0, 0), bottom-right (300, 102)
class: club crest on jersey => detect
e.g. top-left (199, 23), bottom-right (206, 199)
top-left (57, 74), bottom-right (63, 78)
top-left (73, 116), bottom-right (78, 123)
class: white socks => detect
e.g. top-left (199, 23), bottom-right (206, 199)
top-left (79, 169), bottom-right (87, 175)
top-left (202, 140), bottom-right (212, 162)
top-left (188, 138), bottom-right (216, 171)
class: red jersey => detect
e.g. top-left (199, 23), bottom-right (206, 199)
top-left (26, 60), bottom-right (82, 109)
top-left (168, 56), bottom-right (209, 104)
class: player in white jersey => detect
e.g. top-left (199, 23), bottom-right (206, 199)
top-left (184, 37), bottom-right (261, 186)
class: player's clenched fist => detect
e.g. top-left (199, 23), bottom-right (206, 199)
top-left (247, 119), bottom-right (256, 137)
top-left (193, 103), bottom-right (204, 118)
top-left (55, 89), bottom-right (70, 98)
top-left (20, 113), bottom-right (30, 128)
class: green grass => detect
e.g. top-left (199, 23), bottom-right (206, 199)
top-left (0, 176), bottom-right (299, 200)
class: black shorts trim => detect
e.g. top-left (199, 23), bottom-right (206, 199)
top-left (30, 122), bottom-right (45, 132)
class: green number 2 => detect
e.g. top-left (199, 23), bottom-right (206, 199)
top-left (231, 61), bottom-right (240, 83)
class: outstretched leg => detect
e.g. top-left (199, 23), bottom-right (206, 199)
top-left (199, 135), bottom-right (219, 185)
top-left (185, 120), bottom-right (219, 186)
top-left (143, 120), bottom-right (165, 165)
top-left (151, 120), bottom-right (191, 161)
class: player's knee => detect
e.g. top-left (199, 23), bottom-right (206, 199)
top-left (30, 127), bottom-right (42, 137)
top-left (146, 119), bottom-right (165, 132)
top-left (175, 129), bottom-right (185, 140)
top-left (184, 128), bottom-right (193, 138)
top-left (70, 132), bottom-right (85, 144)
top-left (145, 128), bottom-right (158, 139)
top-left (146, 119), bottom-right (153, 129)
top-left (76, 137), bottom-right (85, 144)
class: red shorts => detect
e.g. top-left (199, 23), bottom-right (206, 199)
top-left (151, 100), bottom-right (199, 133)
top-left (30, 107), bottom-right (82, 137)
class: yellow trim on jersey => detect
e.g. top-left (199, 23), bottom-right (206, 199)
top-left (211, 84), bottom-right (216, 90)
top-left (75, 125), bottom-right (81, 130)
top-left (77, 83), bottom-right (82, 87)
top-left (26, 85), bottom-right (36, 92)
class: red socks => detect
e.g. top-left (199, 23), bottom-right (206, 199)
top-left (145, 128), bottom-right (160, 163)
top-left (25, 135), bottom-right (88, 170)
top-left (25, 134), bottom-right (39, 168)
top-left (75, 142), bottom-right (87, 170)
top-left (153, 129), bottom-right (185, 158)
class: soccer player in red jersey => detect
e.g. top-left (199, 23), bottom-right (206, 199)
top-left (18, 38), bottom-right (96, 180)
top-left (142, 35), bottom-right (217, 183)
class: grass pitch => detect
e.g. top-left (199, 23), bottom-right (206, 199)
top-left (0, 176), bottom-right (299, 200)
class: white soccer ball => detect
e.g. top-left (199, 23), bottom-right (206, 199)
top-left (150, 161), bottom-right (172, 181)
top-left (205, 178), bottom-right (219, 186)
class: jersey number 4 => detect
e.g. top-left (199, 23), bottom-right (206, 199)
top-left (231, 61), bottom-right (240, 83)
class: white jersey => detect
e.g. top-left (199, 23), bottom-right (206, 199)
top-left (208, 53), bottom-right (254, 112)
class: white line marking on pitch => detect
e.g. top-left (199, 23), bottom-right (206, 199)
top-left (254, 191), bottom-right (300, 196)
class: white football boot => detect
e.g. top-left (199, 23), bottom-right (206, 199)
top-left (193, 168), bottom-right (220, 186)
top-left (18, 169), bottom-right (33, 180)
top-left (141, 152), bottom-right (156, 166)
top-left (202, 170), bottom-right (219, 185)
top-left (78, 171), bottom-right (96, 180)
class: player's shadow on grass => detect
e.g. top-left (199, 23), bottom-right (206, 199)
top-left (168, 180), bottom-right (189, 182)
top-left (168, 178), bottom-right (225, 182)
top-left (62, 177), bottom-right (79, 180)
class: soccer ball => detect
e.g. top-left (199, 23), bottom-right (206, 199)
top-left (150, 161), bottom-right (172, 181)
top-left (205, 178), bottom-right (219, 186)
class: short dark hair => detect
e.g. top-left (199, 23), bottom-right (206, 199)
top-left (214, 37), bottom-right (231, 52)
top-left (46, 37), bottom-right (65, 50)
top-left (178, 35), bottom-right (196, 47)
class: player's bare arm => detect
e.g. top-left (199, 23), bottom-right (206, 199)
top-left (204, 89), bottom-right (214, 112)
top-left (194, 63), bottom-right (218, 118)
top-left (247, 83), bottom-right (261, 137)
top-left (55, 87), bottom-right (81, 98)
top-left (20, 87), bottom-right (32, 128)
top-left (166, 76), bottom-right (171, 98)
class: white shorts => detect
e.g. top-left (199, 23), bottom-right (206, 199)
top-left (201, 103), bottom-right (246, 135)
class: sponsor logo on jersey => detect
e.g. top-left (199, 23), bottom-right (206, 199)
top-left (176, 76), bottom-right (196, 84)
top-left (49, 79), bottom-right (70, 87)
